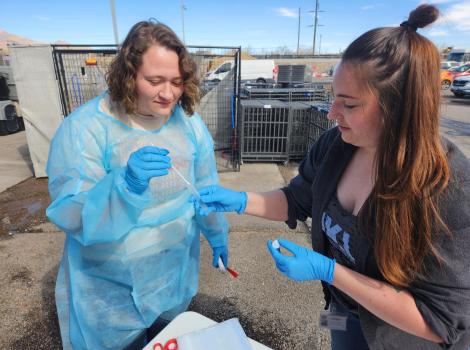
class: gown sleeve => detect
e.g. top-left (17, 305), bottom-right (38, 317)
top-left (190, 113), bottom-right (229, 248)
top-left (46, 114), bottom-right (151, 246)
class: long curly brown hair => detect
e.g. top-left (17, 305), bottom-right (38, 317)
top-left (107, 20), bottom-right (200, 116)
top-left (343, 4), bottom-right (450, 287)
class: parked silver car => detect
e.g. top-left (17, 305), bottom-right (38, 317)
top-left (450, 75), bottom-right (470, 98)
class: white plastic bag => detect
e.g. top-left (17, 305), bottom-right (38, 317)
top-left (176, 318), bottom-right (253, 350)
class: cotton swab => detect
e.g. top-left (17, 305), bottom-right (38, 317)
top-left (218, 257), bottom-right (239, 278)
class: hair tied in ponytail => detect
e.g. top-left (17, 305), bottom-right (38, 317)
top-left (400, 20), bottom-right (417, 31)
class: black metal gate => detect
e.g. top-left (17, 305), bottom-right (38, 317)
top-left (52, 44), bottom-right (241, 172)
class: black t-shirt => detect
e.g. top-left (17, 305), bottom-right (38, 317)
top-left (323, 194), bottom-right (367, 314)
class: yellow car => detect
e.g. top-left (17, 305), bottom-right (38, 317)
top-left (440, 69), bottom-right (453, 90)
top-left (441, 64), bottom-right (470, 90)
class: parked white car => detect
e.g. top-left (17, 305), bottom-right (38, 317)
top-left (205, 59), bottom-right (275, 83)
top-left (450, 75), bottom-right (470, 98)
top-left (441, 61), bottom-right (460, 70)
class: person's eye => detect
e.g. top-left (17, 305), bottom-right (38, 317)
top-left (147, 80), bottom-right (161, 86)
top-left (172, 80), bottom-right (183, 87)
top-left (344, 104), bottom-right (357, 109)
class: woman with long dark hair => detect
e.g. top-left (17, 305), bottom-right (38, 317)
top-left (195, 5), bottom-right (470, 349)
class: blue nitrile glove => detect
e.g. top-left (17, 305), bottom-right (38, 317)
top-left (267, 238), bottom-right (336, 284)
top-left (212, 245), bottom-right (228, 268)
top-left (125, 146), bottom-right (171, 194)
top-left (194, 185), bottom-right (247, 215)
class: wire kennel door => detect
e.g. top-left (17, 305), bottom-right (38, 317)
top-left (240, 99), bottom-right (291, 162)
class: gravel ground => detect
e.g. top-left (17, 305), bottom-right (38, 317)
top-left (0, 178), bottom-right (63, 349)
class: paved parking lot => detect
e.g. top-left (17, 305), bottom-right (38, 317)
top-left (440, 90), bottom-right (470, 157)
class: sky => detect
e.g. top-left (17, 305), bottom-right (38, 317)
top-left (1, 0), bottom-right (470, 54)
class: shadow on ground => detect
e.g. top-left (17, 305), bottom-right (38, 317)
top-left (10, 265), bottom-right (62, 349)
top-left (189, 293), bottom-right (322, 350)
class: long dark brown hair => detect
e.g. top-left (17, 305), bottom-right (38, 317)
top-left (107, 20), bottom-right (200, 116)
top-left (343, 4), bottom-right (450, 286)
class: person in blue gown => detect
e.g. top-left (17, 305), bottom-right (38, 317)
top-left (46, 21), bottom-right (229, 350)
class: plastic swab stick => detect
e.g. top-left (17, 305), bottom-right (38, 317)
top-left (218, 257), bottom-right (226, 272)
top-left (218, 257), bottom-right (239, 278)
top-left (172, 166), bottom-right (209, 211)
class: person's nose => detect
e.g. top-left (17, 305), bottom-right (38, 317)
top-left (158, 82), bottom-right (173, 101)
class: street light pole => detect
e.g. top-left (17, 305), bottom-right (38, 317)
top-left (297, 7), bottom-right (301, 55)
top-left (109, 0), bottom-right (119, 46)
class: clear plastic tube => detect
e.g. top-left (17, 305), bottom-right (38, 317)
top-left (171, 166), bottom-right (209, 211)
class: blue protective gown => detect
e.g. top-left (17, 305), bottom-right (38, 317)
top-left (46, 94), bottom-right (229, 349)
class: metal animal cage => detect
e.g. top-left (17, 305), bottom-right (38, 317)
top-left (277, 64), bottom-right (306, 85)
top-left (241, 88), bottom-right (290, 100)
top-left (240, 100), bottom-right (335, 162)
top-left (241, 85), bottom-right (332, 103)
top-left (288, 102), bottom-right (312, 160)
top-left (306, 103), bottom-right (335, 148)
top-left (240, 100), bottom-right (290, 162)
top-left (291, 65), bottom-right (306, 84)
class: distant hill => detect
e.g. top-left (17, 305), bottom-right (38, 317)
top-left (0, 29), bottom-right (42, 53)
top-left (0, 29), bottom-right (69, 54)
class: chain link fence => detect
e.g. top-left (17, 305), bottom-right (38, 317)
top-left (52, 45), bottom-right (241, 171)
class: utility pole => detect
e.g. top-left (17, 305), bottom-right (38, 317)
top-left (109, 0), bottom-right (119, 46)
top-left (319, 34), bottom-right (322, 55)
top-left (297, 7), bottom-right (301, 55)
top-left (180, 0), bottom-right (186, 44)
top-left (307, 2), bottom-right (324, 56)
top-left (312, 0), bottom-right (319, 56)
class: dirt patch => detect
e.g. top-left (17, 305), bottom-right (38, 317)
top-left (7, 266), bottom-right (62, 350)
top-left (10, 266), bottom-right (33, 284)
top-left (10, 305), bottom-right (62, 350)
top-left (189, 294), bottom-right (293, 350)
top-left (0, 177), bottom-right (50, 237)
